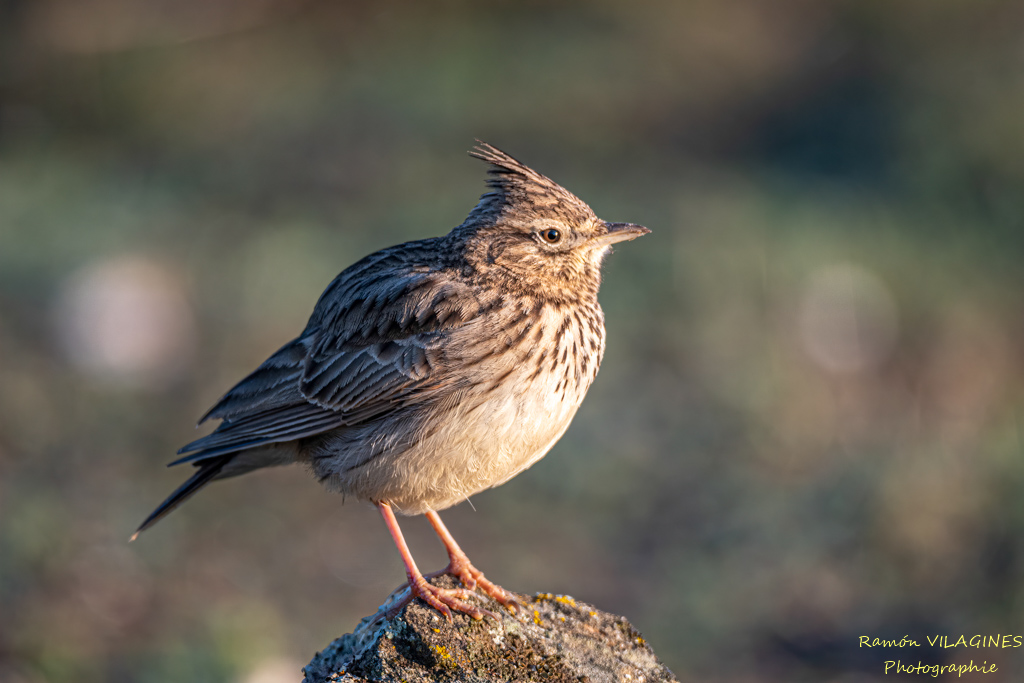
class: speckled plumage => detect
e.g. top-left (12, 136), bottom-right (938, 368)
top-left (135, 142), bottom-right (647, 618)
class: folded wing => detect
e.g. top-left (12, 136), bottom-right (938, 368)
top-left (171, 245), bottom-right (481, 468)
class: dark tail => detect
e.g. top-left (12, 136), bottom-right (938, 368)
top-left (130, 457), bottom-right (230, 541)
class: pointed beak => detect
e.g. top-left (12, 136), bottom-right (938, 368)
top-left (592, 221), bottom-right (651, 247)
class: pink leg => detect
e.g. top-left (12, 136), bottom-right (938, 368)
top-left (425, 509), bottom-right (518, 611)
top-left (377, 502), bottom-right (489, 620)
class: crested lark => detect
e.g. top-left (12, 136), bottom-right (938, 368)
top-left (134, 142), bottom-right (649, 619)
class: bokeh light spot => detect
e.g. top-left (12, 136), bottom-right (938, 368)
top-left (53, 256), bottom-right (196, 388)
top-left (798, 263), bottom-right (898, 375)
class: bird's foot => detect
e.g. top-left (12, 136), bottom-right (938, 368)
top-left (421, 509), bottom-right (520, 613)
top-left (434, 556), bottom-right (519, 612)
top-left (387, 573), bottom-right (497, 621)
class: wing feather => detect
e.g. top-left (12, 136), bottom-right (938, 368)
top-left (172, 239), bottom-right (483, 467)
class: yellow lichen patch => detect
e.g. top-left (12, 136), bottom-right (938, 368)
top-left (532, 610), bottom-right (542, 625)
top-left (433, 644), bottom-right (452, 661)
top-left (535, 592), bottom-right (577, 607)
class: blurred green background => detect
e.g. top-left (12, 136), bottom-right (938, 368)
top-left (2, 1), bottom-right (1024, 681)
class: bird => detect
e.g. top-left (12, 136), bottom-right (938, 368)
top-left (133, 142), bottom-right (649, 620)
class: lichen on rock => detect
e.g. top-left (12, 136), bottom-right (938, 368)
top-left (303, 575), bottom-right (677, 683)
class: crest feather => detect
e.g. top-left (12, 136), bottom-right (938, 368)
top-left (464, 141), bottom-right (594, 226)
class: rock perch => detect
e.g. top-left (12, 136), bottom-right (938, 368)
top-left (303, 575), bottom-right (678, 682)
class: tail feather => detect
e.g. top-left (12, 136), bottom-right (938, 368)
top-left (131, 457), bottom-right (230, 540)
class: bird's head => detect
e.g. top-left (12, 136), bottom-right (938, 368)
top-left (454, 142), bottom-right (649, 300)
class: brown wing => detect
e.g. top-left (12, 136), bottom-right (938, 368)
top-left (171, 238), bottom-right (482, 467)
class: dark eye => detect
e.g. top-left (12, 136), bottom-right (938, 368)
top-left (540, 228), bottom-right (562, 244)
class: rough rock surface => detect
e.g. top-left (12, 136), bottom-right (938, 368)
top-left (304, 575), bottom-right (677, 683)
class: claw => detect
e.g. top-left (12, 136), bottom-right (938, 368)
top-left (447, 560), bottom-right (519, 612)
top-left (402, 574), bottom-right (491, 620)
